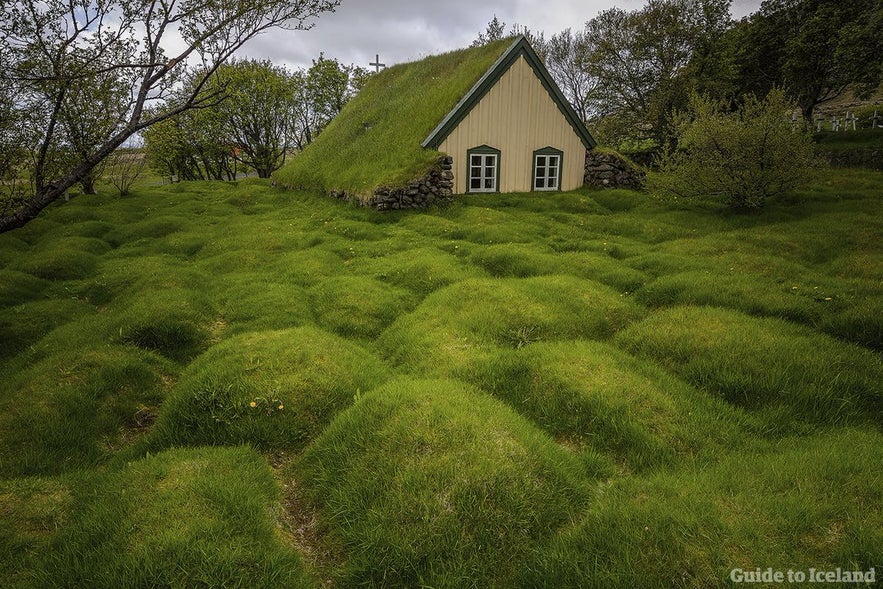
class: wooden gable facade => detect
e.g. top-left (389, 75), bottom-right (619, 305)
top-left (423, 36), bottom-right (596, 195)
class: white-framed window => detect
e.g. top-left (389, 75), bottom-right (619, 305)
top-left (467, 146), bottom-right (500, 193)
top-left (533, 147), bottom-right (563, 191)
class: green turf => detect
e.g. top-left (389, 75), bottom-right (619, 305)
top-left (146, 327), bottom-right (389, 452)
top-left (1, 447), bottom-right (317, 588)
top-left (290, 378), bottom-right (596, 587)
top-left (0, 169), bottom-right (881, 586)
top-left (273, 39), bottom-right (513, 200)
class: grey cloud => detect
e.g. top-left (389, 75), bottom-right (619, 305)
top-left (239, 0), bottom-right (763, 71)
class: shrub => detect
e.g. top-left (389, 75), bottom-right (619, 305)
top-left (653, 89), bottom-right (819, 210)
top-left (103, 148), bottom-right (147, 196)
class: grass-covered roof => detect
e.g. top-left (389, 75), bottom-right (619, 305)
top-left (273, 38), bottom-right (514, 198)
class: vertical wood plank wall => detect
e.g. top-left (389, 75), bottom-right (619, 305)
top-left (437, 55), bottom-right (587, 194)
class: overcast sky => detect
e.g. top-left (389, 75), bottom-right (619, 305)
top-left (240, 0), bottom-right (764, 71)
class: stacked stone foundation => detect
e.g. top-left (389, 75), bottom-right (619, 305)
top-left (583, 151), bottom-right (646, 189)
top-left (329, 156), bottom-right (454, 210)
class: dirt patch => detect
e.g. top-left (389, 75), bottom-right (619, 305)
top-left (274, 473), bottom-right (341, 587)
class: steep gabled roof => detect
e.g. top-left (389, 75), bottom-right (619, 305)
top-left (273, 36), bottom-right (595, 199)
top-left (422, 36), bottom-right (597, 151)
top-left (273, 39), bottom-right (513, 197)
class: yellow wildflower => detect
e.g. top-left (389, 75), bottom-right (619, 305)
top-left (278, 404), bottom-right (284, 410)
top-left (249, 401), bottom-right (257, 408)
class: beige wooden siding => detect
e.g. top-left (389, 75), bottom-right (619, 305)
top-left (437, 55), bottom-right (587, 194)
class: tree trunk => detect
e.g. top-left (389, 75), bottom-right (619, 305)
top-left (0, 127), bottom-right (133, 233)
top-left (0, 183), bottom-right (70, 232)
top-left (80, 175), bottom-right (98, 195)
top-left (802, 104), bottom-right (815, 126)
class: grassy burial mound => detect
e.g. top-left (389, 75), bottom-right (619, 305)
top-left (0, 169), bottom-right (881, 586)
top-left (273, 39), bottom-right (512, 202)
top-left (147, 327), bottom-right (389, 452)
top-left (290, 379), bottom-right (595, 588)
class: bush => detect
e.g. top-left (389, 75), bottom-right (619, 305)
top-left (653, 89), bottom-right (819, 210)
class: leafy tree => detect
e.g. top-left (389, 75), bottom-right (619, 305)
top-left (585, 0), bottom-right (732, 145)
top-left (729, 0), bottom-right (883, 123)
top-left (144, 57), bottom-right (364, 179)
top-left (470, 16), bottom-right (546, 53)
top-left (653, 89), bottom-right (818, 210)
top-left (541, 28), bottom-right (597, 124)
top-left (143, 95), bottom-right (237, 183)
top-left (290, 56), bottom-right (367, 151)
top-left (217, 60), bottom-right (298, 178)
top-left (0, 0), bottom-right (340, 233)
top-left (471, 15), bottom-right (506, 47)
top-left (57, 66), bottom-right (132, 194)
top-left (0, 88), bottom-right (32, 216)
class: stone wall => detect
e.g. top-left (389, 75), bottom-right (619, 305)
top-left (817, 148), bottom-right (883, 170)
top-left (583, 150), bottom-right (646, 189)
top-left (329, 156), bottom-right (455, 210)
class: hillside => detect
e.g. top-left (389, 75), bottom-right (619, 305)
top-left (1, 175), bottom-right (881, 586)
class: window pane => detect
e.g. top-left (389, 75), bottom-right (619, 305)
top-left (471, 155), bottom-right (482, 166)
top-left (484, 178), bottom-right (494, 189)
top-left (537, 156), bottom-right (546, 167)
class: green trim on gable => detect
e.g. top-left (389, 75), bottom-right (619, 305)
top-left (422, 36), bottom-right (597, 151)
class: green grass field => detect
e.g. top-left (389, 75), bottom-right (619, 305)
top-left (1, 171), bottom-right (881, 587)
